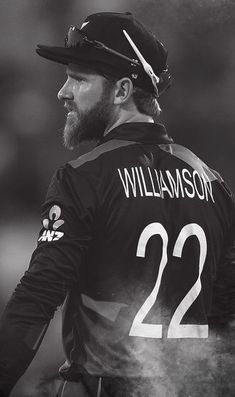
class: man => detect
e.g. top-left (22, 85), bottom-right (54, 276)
top-left (0, 11), bottom-right (235, 397)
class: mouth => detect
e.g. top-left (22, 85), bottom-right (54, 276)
top-left (66, 110), bottom-right (77, 119)
top-left (64, 103), bottom-right (76, 115)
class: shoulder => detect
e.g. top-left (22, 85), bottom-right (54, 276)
top-left (69, 139), bottom-right (138, 170)
top-left (159, 143), bottom-right (223, 183)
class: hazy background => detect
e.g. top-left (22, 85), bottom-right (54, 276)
top-left (0, 0), bottom-right (234, 396)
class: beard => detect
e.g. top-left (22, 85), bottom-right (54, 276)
top-left (63, 81), bottom-right (114, 150)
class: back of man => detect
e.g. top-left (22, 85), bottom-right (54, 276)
top-left (50, 122), bottom-right (234, 396)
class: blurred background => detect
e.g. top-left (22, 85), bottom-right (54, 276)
top-left (0, 0), bottom-right (234, 395)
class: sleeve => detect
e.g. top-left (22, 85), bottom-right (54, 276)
top-left (0, 164), bottom-right (96, 396)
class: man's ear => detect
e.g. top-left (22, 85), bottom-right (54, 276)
top-left (113, 77), bottom-right (134, 105)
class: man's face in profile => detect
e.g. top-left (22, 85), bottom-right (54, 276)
top-left (57, 64), bottom-right (115, 149)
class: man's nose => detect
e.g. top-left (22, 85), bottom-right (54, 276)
top-left (57, 81), bottom-right (73, 101)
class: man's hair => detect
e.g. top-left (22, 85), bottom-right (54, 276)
top-left (132, 87), bottom-right (161, 117)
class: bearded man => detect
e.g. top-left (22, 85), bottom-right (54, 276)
top-left (0, 11), bottom-right (234, 397)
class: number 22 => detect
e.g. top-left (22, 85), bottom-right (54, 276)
top-left (129, 223), bottom-right (208, 339)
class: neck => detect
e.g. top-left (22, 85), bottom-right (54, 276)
top-left (104, 113), bottom-right (154, 136)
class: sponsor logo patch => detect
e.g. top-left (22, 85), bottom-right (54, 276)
top-left (38, 205), bottom-right (65, 242)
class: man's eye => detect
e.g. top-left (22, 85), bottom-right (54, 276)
top-left (67, 74), bottom-right (84, 82)
top-left (71, 75), bottom-right (86, 82)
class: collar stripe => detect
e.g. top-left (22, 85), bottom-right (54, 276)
top-left (69, 139), bottom-right (138, 169)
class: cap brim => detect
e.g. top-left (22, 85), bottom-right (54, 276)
top-left (36, 45), bottom-right (70, 65)
top-left (36, 44), bottom-right (120, 66)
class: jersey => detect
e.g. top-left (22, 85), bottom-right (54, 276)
top-left (0, 122), bottom-right (235, 396)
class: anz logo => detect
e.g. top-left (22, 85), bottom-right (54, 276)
top-left (38, 205), bottom-right (65, 242)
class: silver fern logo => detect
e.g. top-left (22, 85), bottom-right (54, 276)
top-left (38, 205), bottom-right (65, 242)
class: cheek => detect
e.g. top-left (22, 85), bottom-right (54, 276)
top-left (74, 82), bottom-right (103, 111)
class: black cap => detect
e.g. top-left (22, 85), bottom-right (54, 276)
top-left (36, 12), bottom-right (172, 96)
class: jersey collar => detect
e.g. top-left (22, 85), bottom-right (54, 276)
top-left (99, 122), bottom-right (173, 145)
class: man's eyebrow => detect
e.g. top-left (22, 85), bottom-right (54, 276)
top-left (66, 70), bottom-right (87, 80)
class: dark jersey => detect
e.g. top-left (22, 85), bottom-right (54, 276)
top-left (0, 122), bottom-right (235, 395)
